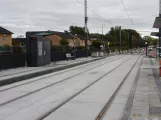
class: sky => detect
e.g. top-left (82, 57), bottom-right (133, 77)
top-left (0, 0), bottom-right (159, 37)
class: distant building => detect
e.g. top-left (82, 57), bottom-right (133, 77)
top-left (12, 38), bottom-right (26, 46)
top-left (0, 26), bottom-right (13, 46)
top-left (26, 31), bottom-right (89, 47)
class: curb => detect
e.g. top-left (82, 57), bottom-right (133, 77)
top-left (0, 57), bottom-right (106, 86)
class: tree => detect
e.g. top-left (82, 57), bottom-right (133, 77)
top-left (59, 38), bottom-right (69, 46)
top-left (92, 40), bottom-right (103, 49)
top-left (106, 27), bottom-right (144, 51)
top-left (64, 30), bottom-right (69, 33)
top-left (143, 36), bottom-right (158, 47)
top-left (69, 26), bottom-right (86, 36)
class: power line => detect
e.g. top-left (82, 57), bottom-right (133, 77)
top-left (76, 0), bottom-right (112, 25)
top-left (120, 0), bottom-right (135, 27)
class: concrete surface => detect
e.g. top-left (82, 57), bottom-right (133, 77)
top-left (0, 57), bottom-right (105, 86)
top-left (129, 57), bottom-right (161, 120)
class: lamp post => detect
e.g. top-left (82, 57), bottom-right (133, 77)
top-left (145, 42), bottom-right (148, 57)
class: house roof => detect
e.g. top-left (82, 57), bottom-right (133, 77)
top-left (34, 32), bottom-right (55, 37)
top-left (0, 26), bottom-right (13, 34)
top-left (26, 31), bottom-right (88, 40)
top-left (51, 31), bottom-right (74, 39)
top-left (26, 31), bottom-right (74, 39)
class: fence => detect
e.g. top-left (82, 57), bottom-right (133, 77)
top-left (0, 53), bottom-right (25, 70)
top-left (0, 51), bottom-right (89, 70)
top-left (51, 51), bottom-right (66, 62)
top-left (51, 51), bottom-right (87, 62)
top-left (75, 51), bottom-right (86, 58)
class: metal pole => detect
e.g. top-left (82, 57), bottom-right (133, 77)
top-left (127, 32), bottom-right (129, 53)
top-left (119, 26), bottom-right (122, 54)
top-left (159, 11), bottom-right (161, 59)
top-left (131, 34), bottom-right (133, 54)
top-left (145, 42), bottom-right (148, 57)
top-left (102, 24), bottom-right (103, 39)
top-left (84, 0), bottom-right (88, 57)
top-left (102, 24), bottom-right (105, 52)
top-left (159, 0), bottom-right (161, 77)
top-left (102, 24), bottom-right (104, 52)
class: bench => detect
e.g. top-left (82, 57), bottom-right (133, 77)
top-left (66, 53), bottom-right (76, 60)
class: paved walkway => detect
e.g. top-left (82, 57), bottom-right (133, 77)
top-left (129, 57), bottom-right (161, 120)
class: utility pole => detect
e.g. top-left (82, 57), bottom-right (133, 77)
top-left (119, 26), bottom-right (122, 54)
top-left (127, 32), bottom-right (129, 53)
top-left (102, 24), bottom-right (105, 51)
top-left (145, 41), bottom-right (148, 57)
top-left (84, 0), bottom-right (88, 57)
top-left (102, 24), bottom-right (105, 40)
top-left (131, 35), bottom-right (133, 54)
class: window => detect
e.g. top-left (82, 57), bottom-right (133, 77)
top-left (2, 34), bottom-right (6, 40)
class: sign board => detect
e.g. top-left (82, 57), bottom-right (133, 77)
top-left (38, 41), bottom-right (43, 56)
top-left (108, 42), bottom-right (110, 47)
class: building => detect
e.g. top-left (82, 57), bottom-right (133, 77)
top-left (12, 38), bottom-right (26, 46)
top-left (27, 31), bottom-right (88, 47)
top-left (0, 26), bottom-right (13, 46)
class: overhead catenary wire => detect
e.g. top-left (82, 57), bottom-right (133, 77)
top-left (119, 0), bottom-right (135, 27)
top-left (75, 0), bottom-right (112, 25)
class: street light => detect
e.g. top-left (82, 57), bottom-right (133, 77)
top-left (145, 42), bottom-right (148, 57)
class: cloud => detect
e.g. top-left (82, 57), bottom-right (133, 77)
top-left (0, 0), bottom-right (159, 37)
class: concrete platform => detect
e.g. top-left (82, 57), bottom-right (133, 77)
top-left (0, 57), bottom-right (105, 86)
top-left (129, 57), bottom-right (161, 120)
top-left (0, 55), bottom-right (130, 120)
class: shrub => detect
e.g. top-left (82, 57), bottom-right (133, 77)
top-left (13, 46), bottom-right (23, 53)
top-left (77, 46), bottom-right (85, 51)
top-left (61, 45), bottom-right (72, 52)
top-left (91, 40), bottom-right (103, 52)
top-left (59, 38), bottom-right (69, 46)
top-left (92, 40), bottom-right (103, 49)
top-left (0, 45), bottom-right (12, 52)
top-left (51, 45), bottom-right (61, 51)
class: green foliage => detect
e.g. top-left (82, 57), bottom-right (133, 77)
top-left (64, 30), bottom-right (69, 33)
top-left (59, 38), bottom-right (69, 46)
top-left (104, 26), bottom-right (145, 51)
top-left (0, 45), bottom-right (12, 52)
top-left (92, 40), bottom-right (103, 48)
top-left (143, 36), bottom-right (158, 47)
top-left (51, 45), bottom-right (61, 51)
top-left (90, 33), bottom-right (102, 40)
top-left (61, 45), bottom-right (72, 52)
top-left (65, 25), bottom-right (145, 52)
top-left (69, 26), bottom-right (86, 36)
top-left (91, 40), bottom-right (103, 52)
top-left (77, 46), bottom-right (85, 51)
